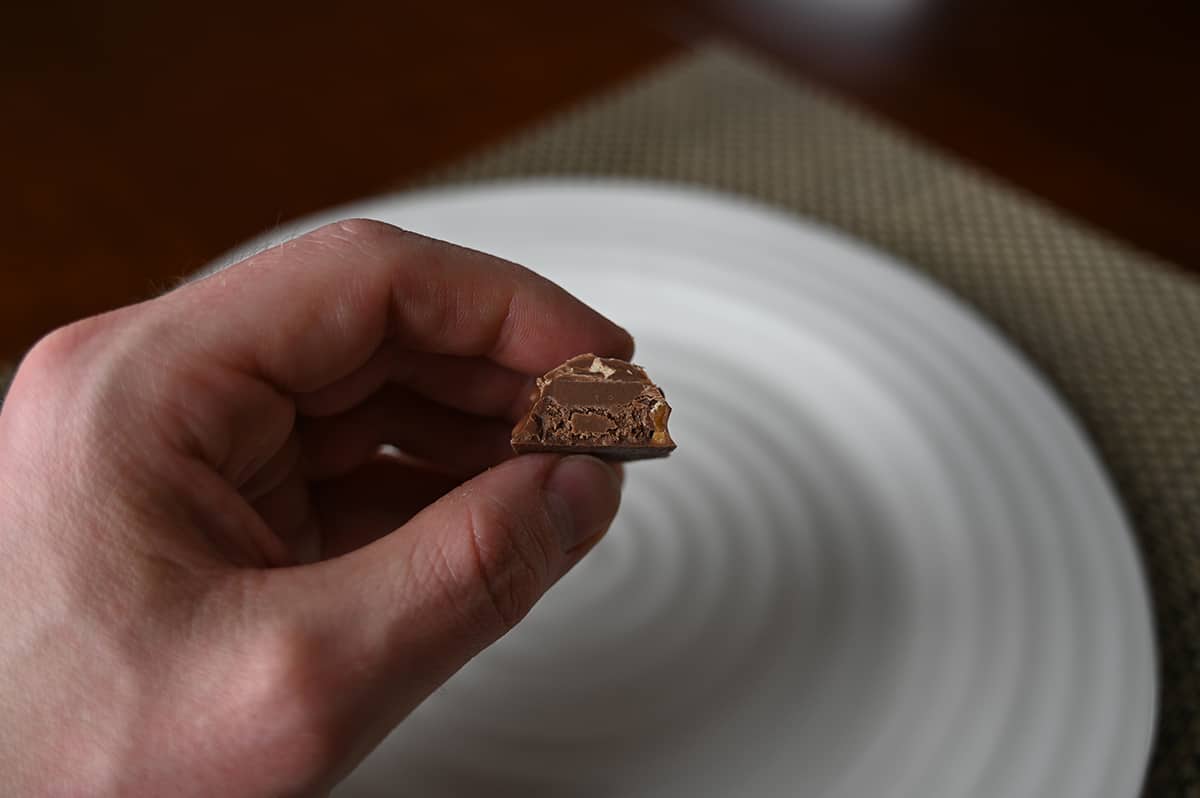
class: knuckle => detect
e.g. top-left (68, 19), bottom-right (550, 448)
top-left (7, 318), bottom-right (115, 413)
top-left (325, 217), bottom-right (409, 249)
top-left (22, 319), bottom-right (101, 377)
top-left (459, 496), bottom-right (554, 634)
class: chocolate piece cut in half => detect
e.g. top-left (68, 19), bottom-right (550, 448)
top-left (511, 354), bottom-right (676, 461)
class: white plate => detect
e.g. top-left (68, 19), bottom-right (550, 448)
top-left (225, 180), bottom-right (1157, 797)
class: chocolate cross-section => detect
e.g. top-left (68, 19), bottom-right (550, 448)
top-left (511, 354), bottom-right (676, 461)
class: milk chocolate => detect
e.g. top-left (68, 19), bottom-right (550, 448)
top-left (511, 354), bottom-right (676, 460)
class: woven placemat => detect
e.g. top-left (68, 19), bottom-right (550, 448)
top-left (417, 45), bottom-right (1199, 796)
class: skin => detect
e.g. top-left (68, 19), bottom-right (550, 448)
top-left (0, 219), bottom-right (632, 796)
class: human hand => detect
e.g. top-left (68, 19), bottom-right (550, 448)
top-left (0, 220), bottom-right (631, 796)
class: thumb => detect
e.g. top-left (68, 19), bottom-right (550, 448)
top-left (252, 453), bottom-right (621, 765)
top-left (357, 452), bottom-right (622, 660)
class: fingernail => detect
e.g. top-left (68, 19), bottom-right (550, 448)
top-left (545, 455), bottom-right (621, 552)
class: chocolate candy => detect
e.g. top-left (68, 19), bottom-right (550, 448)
top-left (511, 354), bottom-right (676, 461)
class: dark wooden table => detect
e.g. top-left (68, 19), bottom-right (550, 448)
top-left (3, 0), bottom-right (1197, 362)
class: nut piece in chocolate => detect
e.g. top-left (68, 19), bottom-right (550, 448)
top-left (511, 354), bottom-right (676, 461)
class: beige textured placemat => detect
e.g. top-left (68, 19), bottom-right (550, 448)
top-left (418, 45), bottom-right (1199, 796)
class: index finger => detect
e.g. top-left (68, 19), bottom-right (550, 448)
top-left (169, 218), bottom-right (634, 393)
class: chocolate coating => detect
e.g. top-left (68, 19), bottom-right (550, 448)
top-left (511, 354), bottom-right (676, 461)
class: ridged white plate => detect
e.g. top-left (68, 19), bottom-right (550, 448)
top-left (230, 181), bottom-right (1157, 797)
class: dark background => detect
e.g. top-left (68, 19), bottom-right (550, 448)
top-left (3, 0), bottom-right (1197, 361)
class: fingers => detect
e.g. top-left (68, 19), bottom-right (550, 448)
top-left (146, 219), bottom-right (630, 480)
top-left (299, 385), bottom-right (515, 480)
top-left (240, 432), bottom-right (302, 501)
top-left (251, 463), bottom-right (322, 564)
top-left (254, 453), bottom-right (621, 750)
top-left (294, 345), bottom-right (534, 423)
top-left (173, 219), bottom-right (633, 395)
